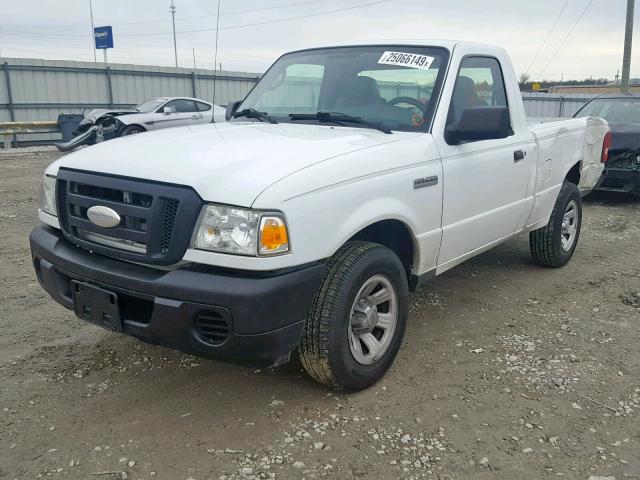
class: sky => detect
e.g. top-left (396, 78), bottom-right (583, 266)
top-left (1, 0), bottom-right (638, 81)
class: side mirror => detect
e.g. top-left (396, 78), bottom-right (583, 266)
top-left (445, 106), bottom-right (512, 145)
top-left (163, 106), bottom-right (174, 115)
top-left (225, 100), bottom-right (242, 121)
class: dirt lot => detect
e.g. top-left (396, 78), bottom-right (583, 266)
top-left (1, 149), bottom-right (639, 480)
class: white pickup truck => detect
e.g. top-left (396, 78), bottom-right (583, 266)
top-left (31, 41), bottom-right (610, 391)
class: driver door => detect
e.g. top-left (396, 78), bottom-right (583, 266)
top-left (152, 99), bottom-right (201, 130)
top-left (432, 55), bottom-right (533, 271)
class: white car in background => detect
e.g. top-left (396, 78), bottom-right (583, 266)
top-left (56, 97), bottom-right (226, 151)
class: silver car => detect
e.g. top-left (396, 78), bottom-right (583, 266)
top-left (56, 97), bottom-right (226, 152)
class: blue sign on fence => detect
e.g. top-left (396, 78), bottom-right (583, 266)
top-left (94, 26), bottom-right (114, 49)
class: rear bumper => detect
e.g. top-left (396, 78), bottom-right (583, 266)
top-left (30, 225), bottom-right (325, 367)
top-left (597, 167), bottom-right (640, 194)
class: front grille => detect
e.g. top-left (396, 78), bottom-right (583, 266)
top-left (194, 310), bottom-right (231, 345)
top-left (160, 199), bottom-right (180, 254)
top-left (73, 182), bottom-right (153, 207)
top-left (57, 169), bottom-right (202, 266)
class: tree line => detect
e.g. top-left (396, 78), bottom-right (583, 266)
top-left (518, 73), bottom-right (611, 91)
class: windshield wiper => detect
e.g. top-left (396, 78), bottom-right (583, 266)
top-left (288, 112), bottom-right (392, 134)
top-left (233, 108), bottom-right (278, 124)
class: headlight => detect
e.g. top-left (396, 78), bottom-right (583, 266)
top-left (39, 175), bottom-right (57, 217)
top-left (192, 204), bottom-right (290, 256)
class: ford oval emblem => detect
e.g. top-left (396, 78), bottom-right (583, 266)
top-left (87, 206), bottom-right (121, 229)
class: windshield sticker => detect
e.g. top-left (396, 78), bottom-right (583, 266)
top-left (378, 51), bottom-right (435, 71)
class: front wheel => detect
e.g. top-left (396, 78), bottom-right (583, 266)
top-left (530, 181), bottom-right (582, 268)
top-left (119, 125), bottom-right (146, 136)
top-left (299, 241), bottom-right (409, 391)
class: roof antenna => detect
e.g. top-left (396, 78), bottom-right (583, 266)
top-left (211, 0), bottom-right (221, 123)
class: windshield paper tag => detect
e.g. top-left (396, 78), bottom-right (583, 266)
top-left (378, 51), bottom-right (435, 71)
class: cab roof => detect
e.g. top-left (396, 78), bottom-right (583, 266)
top-left (288, 39), bottom-right (503, 56)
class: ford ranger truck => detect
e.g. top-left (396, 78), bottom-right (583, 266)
top-left (31, 41), bottom-right (609, 391)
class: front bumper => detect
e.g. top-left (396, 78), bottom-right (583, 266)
top-left (597, 167), bottom-right (640, 194)
top-left (30, 225), bottom-right (325, 367)
top-left (55, 126), bottom-right (98, 152)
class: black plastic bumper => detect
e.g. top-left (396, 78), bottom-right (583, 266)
top-left (30, 225), bottom-right (325, 367)
top-left (597, 167), bottom-right (640, 194)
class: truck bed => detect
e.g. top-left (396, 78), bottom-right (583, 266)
top-left (529, 116), bottom-right (608, 194)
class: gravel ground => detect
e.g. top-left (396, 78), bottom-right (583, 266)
top-left (1, 149), bottom-right (639, 480)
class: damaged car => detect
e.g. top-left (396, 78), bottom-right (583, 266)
top-left (56, 97), bottom-right (226, 152)
top-left (575, 94), bottom-right (640, 196)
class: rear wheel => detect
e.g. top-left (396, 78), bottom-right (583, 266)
top-left (530, 181), bottom-right (582, 268)
top-left (299, 241), bottom-right (408, 391)
top-left (120, 125), bottom-right (145, 136)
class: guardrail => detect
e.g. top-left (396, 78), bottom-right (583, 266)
top-left (0, 121), bottom-right (59, 150)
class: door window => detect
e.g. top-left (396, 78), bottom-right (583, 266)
top-left (163, 99), bottom-right (197, 113)
top-left (447, 57), bottom-right (508, 126)
top-left (196, 102), bottom-right (212, 112)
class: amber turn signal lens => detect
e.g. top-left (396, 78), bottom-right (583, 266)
top-left (259, 216), bottom-right (289, 255)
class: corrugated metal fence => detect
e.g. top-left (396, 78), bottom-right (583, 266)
top-left (521, 92), bottom-right (597, 119)
top-left (0, 56), bottom-right (599, 146)
top-left (0, 57), bottom-right (260, 144)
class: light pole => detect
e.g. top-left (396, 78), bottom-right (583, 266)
top-left (621, 0), bottom-right (635, 94)
top-left (89, 0), bottom-right (97, 62)
top-left (212, 0), bottom-right (221, 121)
top-left (170, 0), bottom-right (178, 68)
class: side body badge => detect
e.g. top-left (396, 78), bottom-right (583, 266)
top-left (413, 176), bottom-right (438, 189)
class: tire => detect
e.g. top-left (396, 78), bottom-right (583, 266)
top-left (299, 241), bottom-right (409, 391)
top-left (119, 125), bottom-right (146, 136)
top-left (530, 181), bottom-right (582, 268)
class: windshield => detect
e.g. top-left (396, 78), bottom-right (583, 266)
top-left (575, 98), bottom-right (640, 124)
top-left (235, 45), bottom-right (449, 132)
top-left (133, 99), bottom-right (166, 113)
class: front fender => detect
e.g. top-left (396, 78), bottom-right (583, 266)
top-left (253, 134), bottom-right (444, 274)
top-left (114, 113), bottom-right (150, 127)
top-left (328, 199), bottom-right (419, 260)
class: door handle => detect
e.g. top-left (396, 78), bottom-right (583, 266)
top-left (514, 150), bottom-right (526, 162)
top-left (191, 115), bottom-right (199, 119)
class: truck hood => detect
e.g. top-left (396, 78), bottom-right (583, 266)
top-left (47, 122), bottom-right (406, 206)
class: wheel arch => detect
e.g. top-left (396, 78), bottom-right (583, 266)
top-left (565, 160), bottom-right (582, 186)
top-left (118, 123), bottom-right (147, 136)
top-left (347, 219), bottom-right (418, 287)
